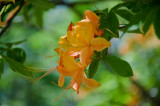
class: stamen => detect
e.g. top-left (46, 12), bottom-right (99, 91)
top-left (26, 67), bottom-right (57, 84)
top-left (50, 81), bottom-right (71, 90)
top-left (45, 54), bottom-right (58, 59)
top-left (54, 89), bottom-right (68, 101)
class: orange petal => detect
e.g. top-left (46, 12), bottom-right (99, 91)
top-left (67, 22), bottom-right (74, 31)
top-left (83, 10), bottom-right (99, 29)
top-left (72, 71), bottom-right (83, 94)
top-left (83, 73), bottom-right (101, 88)
top-left (57, 66), bottom-right (77, 77)
top-left (83, 10), bottom-right (100, 36)
top-left (61, 54), bottom-right (79, 69)
top-left (57, 54), bottom-right (80, 77)
top-left (76, 20), bottom-right (94, 44)
top-left (90, 37), bottom-right (111, 51)
top-left (67, 30), bottom-right (85, 47)
top-left (58, 75), bottom-right (64, 87)
top-left (67, 51), bottom-right (79, 57)
top-left (80, 47), bottom-right (93, 65)
top-left (59, 36), bottom-right (71, 50)
top-left (54, 47), bottom-right (63, 56)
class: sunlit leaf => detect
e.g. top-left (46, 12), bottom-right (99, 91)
top-left (115, 9), bottom-right (133, 21)
top-left (1, 55), bottom-right (32, 77)
top-left (102, 55), bottom-right (133, 77)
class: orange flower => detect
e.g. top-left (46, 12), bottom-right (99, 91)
top-left (66, 19), bottom-right (111, 65)
top-left (57, 53), bottom-right (100, 94)
top-left (29, 10), bottom-right (111, 99)
top-left (83, 10), bottom-right (104, 36)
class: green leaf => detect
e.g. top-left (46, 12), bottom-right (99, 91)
top-left (0, 39), bottom-right (26, 48)
top-left (100, 10), bottom-right (119, 38)
top-left (153, 8), bottom-right (160, 39)
top-left (111, 1), bottom-right (135, 11)
top-left (29, 0), bottom-right (54, 10)
top-left (34, 7), bottom-right (44, 28)
top-left (88, 59), bottom-right (100, 78)
top-left (115, 9), bottom-right (133, 21)
top-left (121, 11), bottom-right (146, 35)
top-left (7, 48), bottom-right (26, 64)
top-left (142, 7), bottom-right (158, 35)
top-left (0, 58), bottom-right (4, 79)
top-left (1, 55), bottom-right (32, 77)
top-left (102, 55), bottom-right (133, 77)
top-left (22, 4), bottom-right (32, 23)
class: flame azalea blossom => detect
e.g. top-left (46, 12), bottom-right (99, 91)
top-left (65, 19), bottom-right (111, 65)
top-left (57, 52), bottom-right (100, 94)
top-left (29, 10), bottom-right (111, 99)
top-left (55, 10), bottom-right (111, 94)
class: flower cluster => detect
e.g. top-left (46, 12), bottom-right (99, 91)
top-left (55, 10), bottom-right (111, 94)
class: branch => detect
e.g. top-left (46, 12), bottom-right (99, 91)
top-left (0, 0), bottom-right (24, 37)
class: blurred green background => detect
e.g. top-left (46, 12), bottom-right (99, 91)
top-left (0, 0), bottom-right (160, 106)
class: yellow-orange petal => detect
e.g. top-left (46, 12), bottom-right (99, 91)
top-left (59, 36), bottom-right (71, 50)
top-left (54, 47), bottom-right (63, 56)
top-left (61, 54), bottom-right (79, 69)
top-left (67, 51), bottom-right (79, 57)
top-left (90, 37), bottom-right (111, 51)
top-left (58, 75), bottom-right (64, 87)
top-left (83, 10), bottom-right (99, 29)
top-left (72, 71), bottom-right (83, 94)
top-left (80, 47), bottom-right (93, 65)
top-left (76, 20), bottom-right (94, 44)
top-left (67, 30), bottom-right (85, 47)
top-left (57, 66), bottom-right (77, 77)
top-left (83, 74), bottom-right (101, 88)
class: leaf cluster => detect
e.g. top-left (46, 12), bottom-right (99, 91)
top-left (87, 0), bottom-right (160, 78)
top-left (0, 40), bottom-right (32, 79)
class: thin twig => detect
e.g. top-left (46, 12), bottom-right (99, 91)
top-left (0, 0), bottom-right (24, 37)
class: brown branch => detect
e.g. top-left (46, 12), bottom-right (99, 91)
top-left (0, 0), bottom-right (24, 37)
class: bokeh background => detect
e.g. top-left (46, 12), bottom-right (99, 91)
top-left (0, 0), bottom-right (160, 106)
